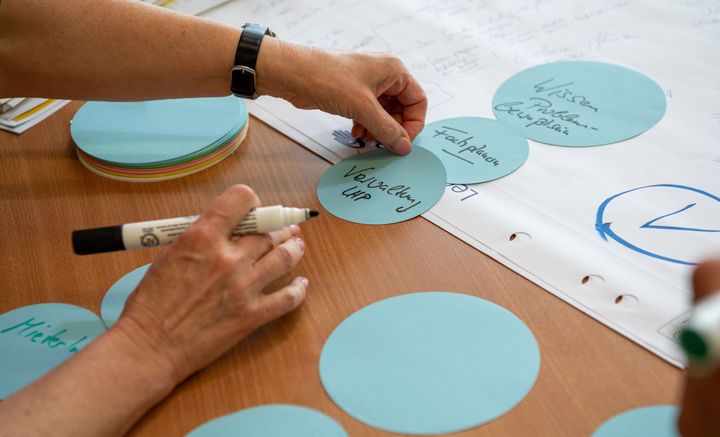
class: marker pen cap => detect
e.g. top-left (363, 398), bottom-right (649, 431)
top-left (680, 292), bottom-right (720, 373)
top-left (72, 225), bottom-right (125, 255)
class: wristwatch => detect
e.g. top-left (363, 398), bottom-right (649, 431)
top-left (230, 23), bottom-right (276, 99)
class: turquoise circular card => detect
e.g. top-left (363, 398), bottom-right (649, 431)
top-left (319, 292), bottom-right (541, 435)
top-left (0, 303), bottom-right (107, 398)
top-left (71, 96), bottom-right (247, 165)
top-left (101, 264), bottom-right (151, 329)
top-left (492, 61), bottom-right (666, 146)
top-left (317, 148), bottom-right (446, 224)
top-left (413, 117), bottom-right (529, 184)
top-left (186, 404), bottom-right (348, 437)
top-left (592, 406), bottom-right (680, 437)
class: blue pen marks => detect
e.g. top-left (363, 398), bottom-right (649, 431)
top-left (596, 184), bottom-right (720, 265)
top-left (0, 303), bottom-right (108, 398)
top-left (640, 203), bottom-right (720, 233)
top-left (0, 317), bottom-right (88, 353)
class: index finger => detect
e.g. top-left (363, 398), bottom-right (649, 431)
top-left (193, 184), bottom-right (261, 239)
top-left (385, 74), bottom-right (427, 140)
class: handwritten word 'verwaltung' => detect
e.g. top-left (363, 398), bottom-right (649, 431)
top-left (342, 165), bottom-right (421, 213)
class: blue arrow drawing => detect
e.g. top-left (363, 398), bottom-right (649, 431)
top-left (595, 184), bottom-right (720, 266)
top-left (640, 203), bottom-right (720, 232)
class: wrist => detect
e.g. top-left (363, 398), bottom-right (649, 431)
top-left (255, 37), bottom-right (304, 99)
top-left (108, 318), bottom-right (182, 394)
top-left (255, 36), bottom-right (281, 97)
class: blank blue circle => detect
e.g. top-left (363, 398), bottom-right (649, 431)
top-left (592, 405), bottom-right (680, 437)
top-left (0, 303), bottom-right (107, 399)
top-left (71, 96), bottom-right (247, 165)
top-left (100, 264), bottom-right (151, 329)
top-left (186, 404), bottom-right (348, 437)
top-left (413, 117), bottom-right (529, 184)
top-left (319, 292), bottom-right (541, 435)
top-left (492, 61), bottom-right (666, 146)
top-left (317, 148), bottom-right (446, 224)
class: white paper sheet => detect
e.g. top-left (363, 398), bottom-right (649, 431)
top-left (203, 0), bottom-right (720, 367)
top-left (0, 100), bottom-right (70, 134)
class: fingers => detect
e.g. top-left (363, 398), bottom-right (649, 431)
top-left (351, 121), bottom-right (365, 138)
top-left (193, 185), bottom-right (260, 239)
top-left (251, 277), bottom-right (308, 326)
top-left (234, 225), bottom-right (299, 261)
top-left (350, 58), bottom-right (426, 155)
top-left (249, 236), bottom-right (305, 290)
top-left (357, 95), bottom-right (412, 155)
top-left (692, 258), bottom-right (720, 302)
top-left (383, 72), bottom-right (428, 140)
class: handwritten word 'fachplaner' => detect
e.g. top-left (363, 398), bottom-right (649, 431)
top-left (342, 165), bottom-right (421, 213)
top-left (433, 126), bottom-right (500, 166)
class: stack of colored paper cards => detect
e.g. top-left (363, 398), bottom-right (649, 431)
top-left (70, 96), bottom-right (248, 182)
top-left (0, 98), bottom-right (70, 134)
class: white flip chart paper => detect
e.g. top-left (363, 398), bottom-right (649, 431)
top-left (204, 0), bottom-right (720, 367)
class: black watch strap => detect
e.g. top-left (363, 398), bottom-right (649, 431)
top-left (231, 23), bottom-right (276, 99)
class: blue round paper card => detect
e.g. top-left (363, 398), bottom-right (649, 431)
top-left (592, 405), bottom-right (680, 437)
top-left (317, 148), bottom-right (446, 224)
top-left (0, 303), bottom-right (107, 398)
top-left (101, 263), bottom-right (151, 329)
top-left (319, 292), bottom-right (541, 435)
top-left (71, 96), bottom-right (247, 165)
top-left (492, 61), bottom-right (666, 146)
top-left (413, 117), bottom-right (529, 184)
top-left (186, 404), bottom-right (348, 437)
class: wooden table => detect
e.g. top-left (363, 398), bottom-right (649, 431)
top-left (0, 102), bottom-right (683, 436)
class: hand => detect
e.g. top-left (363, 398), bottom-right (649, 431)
top-left (257, 38), bottom-right (427, 155)
top-left (113, 184), bottom-right (308, 383)
top-left (678, 258), bottom-right (720, 437)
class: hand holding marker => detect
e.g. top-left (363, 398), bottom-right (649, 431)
top-left (72, 205), bottom-right (318, 255)
top-left (681, 292), bottom-right (720, 374)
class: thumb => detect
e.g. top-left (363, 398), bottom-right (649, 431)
top-left (357, 95), bottom-right (412, 155)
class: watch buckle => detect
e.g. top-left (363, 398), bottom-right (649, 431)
top-left (232, 65), bottom-right (258, 99)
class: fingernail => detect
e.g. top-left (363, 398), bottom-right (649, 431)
top-left (391, 137), bottom-right (411, 155)
top-left (299, 276), bottom-right (309, 287)
top-left (289, 224), bottom-right (300, 236)
top-left (289, 278), bottom-right (307, 304)
top-left (295, 237), bottom-right (305, 250)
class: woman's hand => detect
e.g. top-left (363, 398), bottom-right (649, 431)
top-left (114, 184), bottom-right (308, 383)
top-left (678, 258), bottom-right (720, 437)
top-left (257, 38), bottom-right (427, 155)
top-left (0, 185), bottom-right (308, 437)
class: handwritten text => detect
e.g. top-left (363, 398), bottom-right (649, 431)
top-left (0, 317), bottom-right (89, 354)
top-left (342, 165), bottom-right (421, 213)
top-left (433, 126), bottom-right (500, 166)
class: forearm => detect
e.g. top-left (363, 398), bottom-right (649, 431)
top-left (0, 0), bottom-right (240, 100)
top-left (0, 321), bottom-right (177, 437)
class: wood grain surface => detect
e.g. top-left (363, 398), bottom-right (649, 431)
top-left (0, 102), bottom-right (683, 436)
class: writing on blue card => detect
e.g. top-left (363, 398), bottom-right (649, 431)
top-left (414, 117), bottom-right (529, 184)
top-left (493, 61), bottom-right (666, 146)
top-left (0, 304), bottom-right (106, 398)
top-left (317, 148), bottom-right (446, 224)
